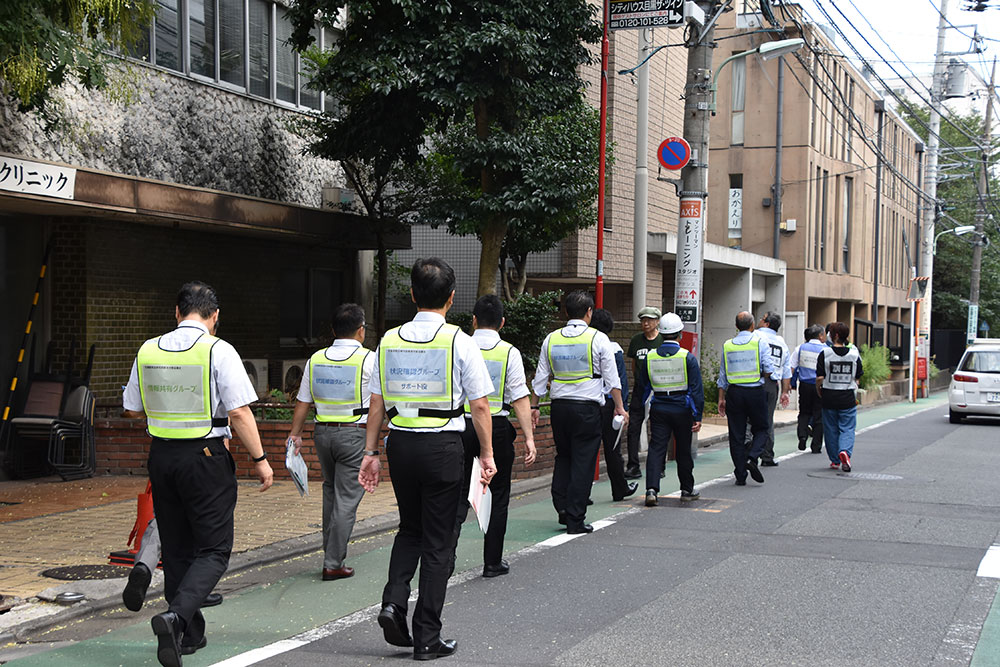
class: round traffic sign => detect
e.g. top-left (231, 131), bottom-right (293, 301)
top-left (657, 137), bottom-right (691, 171)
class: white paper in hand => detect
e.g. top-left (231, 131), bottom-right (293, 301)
top-left (467, 456), bottom-right (492, 533)
top-left (285, 438), bottom-right (309, 497)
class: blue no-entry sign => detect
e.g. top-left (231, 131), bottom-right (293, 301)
top-left (658, 137), bottom-right (691, 171)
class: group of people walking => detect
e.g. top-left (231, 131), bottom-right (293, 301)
top-left (124, 258), bottom-right (863, 665)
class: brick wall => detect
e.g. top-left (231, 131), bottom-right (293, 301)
top-left (48, 218), bottom-right (354, 404)
top-left (95, 416), bottom-right (556, 484)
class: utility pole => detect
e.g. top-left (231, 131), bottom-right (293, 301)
top-left (773, 56), bottom-right (784, 260)
top-left (633, 28), bottom-right (653, 315)
top-left (873, 99), bottom-right (885, 340)
top-left (969, 57), bottom-right (996, 344)
top-left (672, 0), bottom-right (717, 359)
top-left (919, 0), bottom-right (949, 379)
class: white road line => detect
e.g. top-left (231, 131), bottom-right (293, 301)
top-left (977, 545), bottom-right (1000, 578)
top-left (211, 402), bottom-right (945, 666)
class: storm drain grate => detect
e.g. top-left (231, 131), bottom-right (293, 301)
top-left (41, 565), bottom-right (128, 581)
top-left (838, 472), bottom-right (903, 481)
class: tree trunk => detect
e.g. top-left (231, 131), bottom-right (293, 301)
top-left (513, 253), bottom-right (528, 298)
top-left (478, 218), bottom-right (506, 297)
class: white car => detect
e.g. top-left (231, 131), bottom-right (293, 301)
top-left (949, 339), bottom-right (1000, 423)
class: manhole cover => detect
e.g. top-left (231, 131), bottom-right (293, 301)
top-left (806, 471), bottom-right (903, 481)
top-left (41, 565), bottom-right (128, 581)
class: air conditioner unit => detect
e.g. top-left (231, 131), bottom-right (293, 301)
top-left (243, 359), bottom-right (269, 398)
top-left (280, 359), bottom-right (308, 396)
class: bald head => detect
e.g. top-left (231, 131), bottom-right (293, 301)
top-left (735, 311), bottom-right (755, 332)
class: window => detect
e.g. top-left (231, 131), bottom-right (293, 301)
top-left (280, 269), bottom-right (344, 342)
top-left (820, 170), bottom-right (829, 271)
top-left (728, 174), bottom-right (743, 249)
top-left (813, 166), bottom-right (822, 269)
top-left (731, 56), bottom-right (746, 145)
top-left (248, 0), bottom-right (270, 97)
top-left (131, 0), bottom-right (333, 111)
top-left (842, 177), bottom-right (852, 273)
top-left (155, 0), bottom-right (182, 71)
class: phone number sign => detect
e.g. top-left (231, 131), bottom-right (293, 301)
top-left (610, 0), bottom-right (685, 30)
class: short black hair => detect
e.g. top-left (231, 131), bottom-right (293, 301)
top-left (828, 321), bottom-right (849, 344)
top-left (473, 294), bottom-right (504, 330)
top-left (332, 303), bottom-right (365, 338)
top-left (564, 290), bottom-right (594, 319)
top-left (411, 258), bottom-right (456, 309)
top-left (805, 324), bottom-right (824, 341)
top-left (764, 311), bottom-right (782, 332)
top-left (735, 312), bottom-right (754, 331)
top-left (590, 308), bottom-right (614, 335)
top-left (177, 281), bottom-right (219, 318)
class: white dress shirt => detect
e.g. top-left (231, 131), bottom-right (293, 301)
top-left (531, 320), bottom-right (621, 405)
top-left (471, 328), bottom-right (530, 417)
top-left (297, 339), bottom-right (375, 425)
top-left (757, 326), bottom-right (792, 380)
top-left (123, 321), bottom-right (257, 438)
top-left (369, 311), bottom-right (494, 432)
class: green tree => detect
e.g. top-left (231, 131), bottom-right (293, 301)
top-left (287, 0), bottom-right (602, 298)
top-left (0, 0), bottom-right (155, 118)
top-left (898, 101), bottom-right (1000, 332)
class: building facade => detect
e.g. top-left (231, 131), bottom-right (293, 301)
top-left (0, 0), bottom-right (406, 441)
top-left (709, 6), bottom-right (921, 367)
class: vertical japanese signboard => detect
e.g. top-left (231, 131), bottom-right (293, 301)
top-left (674, 196), bottom-right (703, 324)
top-left (727, 188), bottom-right (742, 239)
top-left (609, 0), bottom-right (685, 30)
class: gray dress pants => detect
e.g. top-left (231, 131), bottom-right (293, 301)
top-left (314, 423), bottom-right (366, 569)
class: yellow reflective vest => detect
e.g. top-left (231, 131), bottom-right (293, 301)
top-left (723, 336), bottom-right (762, 385)
top-left (379, 323), bottom-right (462, 428)
top-left (137, 334), bottom-right (219, 439)
top-left (547, 327), bottom-right (600, 385)
top-left (465, 339), bottom-right (513, 416)
top-left (310, 346), bottom-right (371, 423)
top-left (647, 347), bottom-right (689, 394)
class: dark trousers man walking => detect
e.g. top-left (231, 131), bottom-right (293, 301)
top-left (797, 382), bottom-right (823, 452)
top-left (724, 385), bottom-right (768, 483)
top-left (551, 400), bottom-right (603, 530)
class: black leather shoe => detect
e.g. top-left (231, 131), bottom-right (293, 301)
top-left (201, 592), bottom-right (223, 608)
top-left (483, 560), bottom-right (510, 578)
top-left (680, 489), bottom-right (700, 501)
top-left (180, 636), bottom-right (207, 656)
top-left (566, 523), bottom-right (594, 534)
top-left (761, 460), bottom-right (779, 467)
top-left (414, 638), bottom-right (457, 661)
top-left (746, 458), bottom-right (765, 483)
top-left (613, 481), bottom-right (639, 501)
top-left (378, 603), bottom-right (413, 647)
top-left (557, 512), bottom-right (567, 526)
top-left (623, 468), bottom-right (641, 480)
top-left (798, 440), bottom-right (807, 451)
top-left (735, 479), bottom-right (747, 486)
top-left (151, 611), bottom-right (184, 667)
top-left (123, 562), bottom-right (152, 612)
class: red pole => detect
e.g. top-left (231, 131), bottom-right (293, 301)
top-left (595, 0), bottom-right (609, 309)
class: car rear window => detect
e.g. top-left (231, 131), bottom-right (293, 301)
top-left (960, 351), bottom-right (1000, 373)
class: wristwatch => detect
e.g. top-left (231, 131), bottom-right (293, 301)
top-left (364, 450), bottom-right (380, 456)
top-left (251, 452), bottom-right (267, 462)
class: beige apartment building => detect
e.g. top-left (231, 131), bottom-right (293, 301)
top-left (709, 7), bottom-right (922, 367)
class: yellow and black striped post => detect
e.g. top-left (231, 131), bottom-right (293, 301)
top-left (1, 239), bottom-right (53, 428)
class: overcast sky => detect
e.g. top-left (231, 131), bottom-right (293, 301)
top-left (796, 0), bottom-right (1000, 100)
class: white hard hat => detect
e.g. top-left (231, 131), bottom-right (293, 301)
top-left (658, 312), bottom-right (684, 335)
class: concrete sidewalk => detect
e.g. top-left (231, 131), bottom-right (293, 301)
top-left (0, 405), bottom-right (803, 643)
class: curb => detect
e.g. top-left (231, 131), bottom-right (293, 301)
top-left (0, 393), bottom-right (908, 644)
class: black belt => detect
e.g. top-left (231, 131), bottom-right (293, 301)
top-left (654, 390), bottom-right (688, 397)
top-left (317, 422), bottom-right (367, 429)
top-left (551, 398), bottom-right (600, 406)
top-left (387, 406), bottom-right (464, 419)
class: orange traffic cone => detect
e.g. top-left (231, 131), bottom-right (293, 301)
top-left (109, 480), bottom-right (154, 566)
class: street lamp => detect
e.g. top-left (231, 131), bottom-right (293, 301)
top-left (710, 38), bottom-right (805, 112)
top-left (933, 224), bottom-right (977, 254)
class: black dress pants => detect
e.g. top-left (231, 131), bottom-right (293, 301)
top-left (797, 381), bottom-right (824, 452)
top-left (724, 385), bottom-right (769, 482)
top-left (626, 389), bottom-right (646, 472)
top-left (382, 430), bottom-right (464, 647)
top-left (646, 408), bottom-right (694, 494)
top-left (550, 399), bottom-right (602, 530)
top-left (148, 437), bottom-right (237, 641)
top-left (455, 416), bottom-right (516, 567)
top-left (600, 401), bottom-right (630, 499)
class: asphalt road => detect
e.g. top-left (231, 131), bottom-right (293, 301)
top-left (6, 397), bottom-right (1000, 667)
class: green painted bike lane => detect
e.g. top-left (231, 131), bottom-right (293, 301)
top-left (9, 396), bottom-right (949, 666)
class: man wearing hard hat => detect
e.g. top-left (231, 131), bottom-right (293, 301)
top-left (642, 313), bottom-right (705, 506)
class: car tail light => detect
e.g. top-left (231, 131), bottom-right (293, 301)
top-left (953, 374), bottom-right (979, 383)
